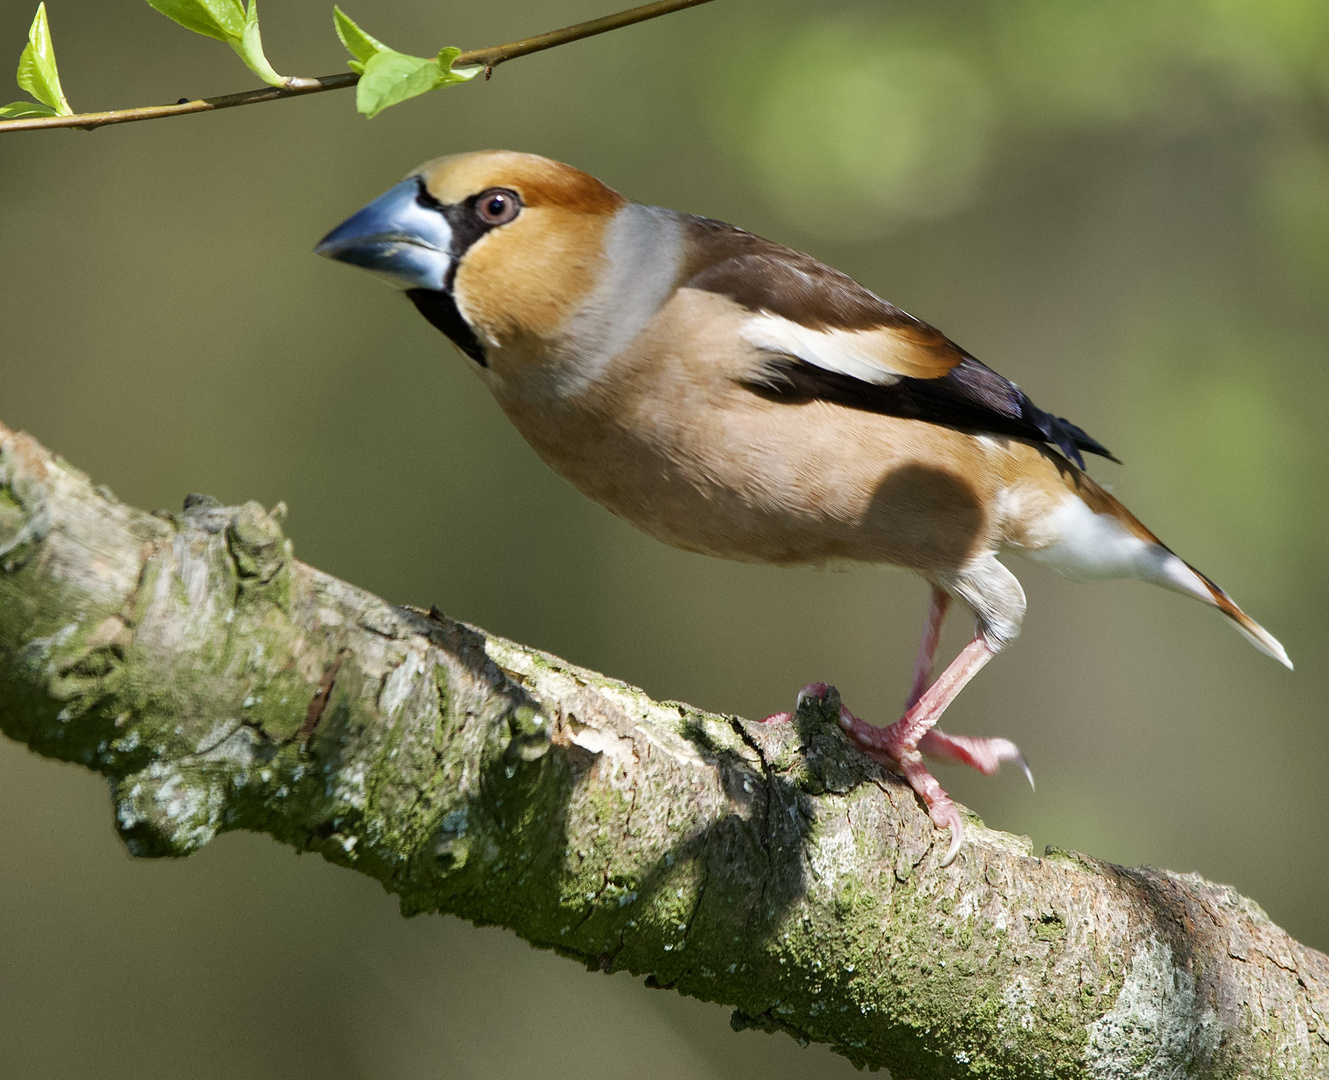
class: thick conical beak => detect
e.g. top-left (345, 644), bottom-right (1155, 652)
top-left (315, 178), bottom-right (454, 291)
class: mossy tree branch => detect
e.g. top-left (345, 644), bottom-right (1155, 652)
top-left (1, 418), bottom-right (1326, 1079)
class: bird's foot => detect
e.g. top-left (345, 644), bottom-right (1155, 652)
top-left (919, 729), bottom-right (1034, 791)
top-left (758, 682), bottom-right (830, 724)
top-left (831, 701), bottom-right (966, 864)
top-left (835, 694), bottom-right (1031, 787)
top-left (773, 681), bottom-right (1023, 867)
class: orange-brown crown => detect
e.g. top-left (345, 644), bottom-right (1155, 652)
top-left (411, 150), bottom-right (624, 216)
top-left (413, 151), bottom-right (626, 349)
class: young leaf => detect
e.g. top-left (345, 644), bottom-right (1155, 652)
top-left (16, 3), bottom-right (72, 116)
top-left (145, 0), bottom-right (285, 87)
top-left (356, 50), bottom-right (438, 119)
top-left (333, 6), bottom-right (382, 72)
top-left (229, 0), bottom-right (283, 86)
top-left (0, 100), bottom-right (58, 119)
top-left (335, 9), bottom-right (479, 118)
top-left (144, 0), bottom-right (246, 43)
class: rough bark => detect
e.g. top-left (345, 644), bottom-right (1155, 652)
top-left (1, 418), bottom-right (1326, 1079)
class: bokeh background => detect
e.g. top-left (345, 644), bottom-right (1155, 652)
top-left (2, 0), bottom-right (1327, 1075)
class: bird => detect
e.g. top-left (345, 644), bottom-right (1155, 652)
top-left (316, 150), bottom-right (1291, 866)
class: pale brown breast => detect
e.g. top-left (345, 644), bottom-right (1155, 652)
top-left (485, 288), bottom-right (1048, 573)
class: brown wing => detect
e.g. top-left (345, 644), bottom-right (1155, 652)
top-left (678, 214), bottom-right (964, 380)
top-left (676, 213), bottom-right (1115, 468)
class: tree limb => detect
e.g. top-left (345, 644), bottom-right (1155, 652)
top-left (0, 0), bottom-right (716, 134)
top-left (1, 418), bottom-right (1326, 1079)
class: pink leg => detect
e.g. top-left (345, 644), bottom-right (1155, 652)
top-left (838, 636), bottom-right (996, 866)
top-left (764, 587), bottom-right (1030, 865)
top-left (907, 587), bottom-right (951, 710)
top-left (907, 586), bottom-right (1034, 792)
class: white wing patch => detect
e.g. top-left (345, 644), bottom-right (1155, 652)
top-left (739, 312), bottom-right (905, 385)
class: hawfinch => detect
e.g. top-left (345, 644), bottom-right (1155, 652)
top-left (317, 150), bottom-right (1290, 866)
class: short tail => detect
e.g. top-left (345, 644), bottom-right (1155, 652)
top-left (1046, 468), bottom-right (1293, 669)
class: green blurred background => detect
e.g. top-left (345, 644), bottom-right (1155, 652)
top-left (2, 0), bottom-right (1327, 1075)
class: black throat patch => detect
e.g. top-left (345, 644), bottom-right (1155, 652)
top-left (406, 288), bottom-right (488, 367)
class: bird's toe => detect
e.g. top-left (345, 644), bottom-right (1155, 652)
top-left (919, 729), bottom-right (1030, 783)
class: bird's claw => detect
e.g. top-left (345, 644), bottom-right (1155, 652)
top-left (761, 682), bottom-right (833, 724)
top-left (796, 681), bottom-right (831, 708)
top-left (760, 680), bottom-right (829, 722)
top-left (1016, 753), bottom-right (1035, 793)
top-left (928, 799), bottom-right (965, 868)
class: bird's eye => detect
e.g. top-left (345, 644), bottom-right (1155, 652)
top-left (475, 188), bottom-right (521, 226)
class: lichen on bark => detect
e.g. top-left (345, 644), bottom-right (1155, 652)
top-left (2, 419), bottom-right (1327, 1079)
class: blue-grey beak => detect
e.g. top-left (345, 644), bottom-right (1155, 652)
top-left (315, 178), bottom-right (454, 291)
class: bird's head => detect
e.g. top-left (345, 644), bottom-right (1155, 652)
top-left (316, 150), bottom-right (626, 368)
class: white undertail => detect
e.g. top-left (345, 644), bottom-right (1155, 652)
top-left (1022, 493), bottom-right (1291, 669)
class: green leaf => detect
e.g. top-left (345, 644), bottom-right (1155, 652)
top-left (0, 100), bottom-right (57, 119)
top-left (145, 0), bottom-right (284, 86)
top-left (355, 49), bottom-right (438, 118)
top-left (335, 8), bottom-right (478, 117)
top-left (228, 0), bottom-right (284, 86)
top-left (144, 0), bottom-right (246, 44)
top-left (333, 6), bottom-right (383, 66)
top-left (16, 4), bottom-right (72, 116)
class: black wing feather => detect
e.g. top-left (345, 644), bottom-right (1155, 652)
top-left (745, 354), bottom-right (1118, 470)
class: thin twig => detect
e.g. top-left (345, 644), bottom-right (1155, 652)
top-left (457, 0), bottom-right (713, 68)
top-left (0, 0), bottom-right (716, 134)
